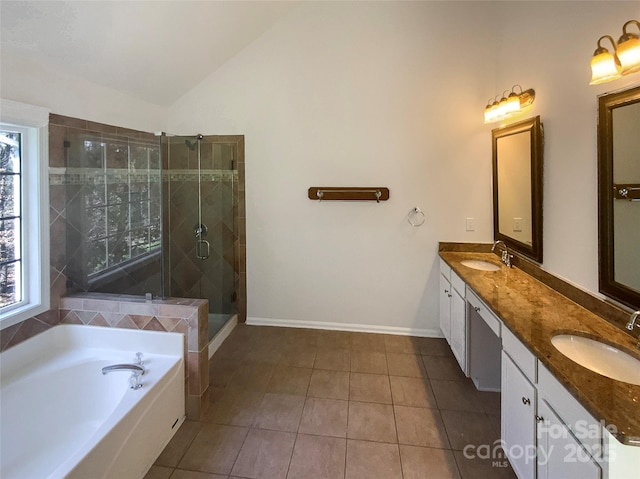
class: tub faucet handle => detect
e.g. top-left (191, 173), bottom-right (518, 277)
top-left (134, 352), bottom-right (144, 366)
top-left (129, 371), bottom-right (143, 390)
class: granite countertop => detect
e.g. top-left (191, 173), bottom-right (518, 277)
top-left (439, 251), bottom-right (640, 446)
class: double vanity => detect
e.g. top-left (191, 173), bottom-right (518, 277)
top-left (438, 248), bottom-right (640, 479)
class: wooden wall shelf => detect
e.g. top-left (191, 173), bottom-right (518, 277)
top-left (308, 187), bottom-right (390, 202)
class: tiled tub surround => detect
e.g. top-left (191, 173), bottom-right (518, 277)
top-left (60, 294), bottom-right (210, 419)
top-left (439, 250), bottom-right (640, 445)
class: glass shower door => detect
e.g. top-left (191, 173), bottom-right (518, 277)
top-left (162, 135), bottom-right (238, 340)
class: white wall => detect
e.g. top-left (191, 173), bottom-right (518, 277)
top-left (0, 51), bottom-right (166, 132)
top-left (493, 1), bottom-right (640, 297)
top-left (168, 1), bottom-right (498, 334)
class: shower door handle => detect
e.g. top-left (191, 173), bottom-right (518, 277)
top-left (196, 239), bottom-right (210, 260)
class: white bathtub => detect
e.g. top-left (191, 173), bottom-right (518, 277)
top-left (0, 324), bottom-right (185, 479)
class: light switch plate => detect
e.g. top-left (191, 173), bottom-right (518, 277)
top-left (465, 217), bottom-right (475, 231)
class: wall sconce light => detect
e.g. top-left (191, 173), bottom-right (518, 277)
top-left (484, 85), bottom-right (535, 124)
top-left (590, 20), bottom-right (640, 85)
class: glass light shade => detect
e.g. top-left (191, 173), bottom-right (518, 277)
top-left (617, 36), bottom-right (640, 73)
top-left (504, 94), bottom-right (521, 114)
top-left (590, 51), bottom-right (622, 85)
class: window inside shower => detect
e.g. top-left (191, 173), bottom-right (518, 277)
top-left (63, 131), bottom-right (163, 297)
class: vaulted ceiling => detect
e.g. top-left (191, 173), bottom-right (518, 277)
top-left (0, 1), bottom-right (298, 106)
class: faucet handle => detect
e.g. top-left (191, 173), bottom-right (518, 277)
top-left (134, 352), bottom-right (144, 366)
top-left (129, 372), bottom-right (143, 390)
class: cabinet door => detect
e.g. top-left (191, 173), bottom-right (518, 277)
top-left (536, 400), bottom-right (601, 479)
top-left (449, 287), bottom-right (466, 374)
top-left (439, 274), bottom-right (451, 344)
top-left (502, 352), bottom-right (536, 479)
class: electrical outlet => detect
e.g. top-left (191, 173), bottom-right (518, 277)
top-left (513, 217), bottom-right (523, 232)
top-left (465, 217), bottom-right (475, 231)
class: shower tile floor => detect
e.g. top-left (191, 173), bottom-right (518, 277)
top-left (146, 325), bottom-right (516, 479)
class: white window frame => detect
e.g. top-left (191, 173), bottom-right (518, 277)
top-left (0, 99), bottom-right (50, 330)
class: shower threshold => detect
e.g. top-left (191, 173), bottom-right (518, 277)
top-left (208, 314), bottom-right (238, 359)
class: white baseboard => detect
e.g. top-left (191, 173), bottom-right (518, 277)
top-left (208, 314), bottom-right (238, 358)
top-left (246, 316), bottom-right (444, 338)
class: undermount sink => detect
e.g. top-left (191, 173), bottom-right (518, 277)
top-left (460, 259), bottom-right (501, 272)
top-left (551, 334), bottom-right (640, 386)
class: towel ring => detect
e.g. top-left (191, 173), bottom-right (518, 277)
top-left (407, 207), bottom-right (425, 227)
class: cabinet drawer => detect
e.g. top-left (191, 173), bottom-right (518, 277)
top-left (502, 327), bottom-right (537, 384)
top-left (451, 271), bottom-right (466, 297)
top-left (538, 362), bottom-right (602, 459)
top-left (439, 259), bottom-right (451, 281)
top-left (466, 290), bottom-right (501, 337)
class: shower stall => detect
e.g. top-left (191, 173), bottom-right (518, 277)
top-left (161, 134), bottom-right (242, 340)
top-left (63, 127), bottom-right (244, 343)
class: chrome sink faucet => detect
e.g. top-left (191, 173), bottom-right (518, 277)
top-left (102, 363), bottom-right (145, 390)
top-left (492, 240), bottom-right (514, 268)
top-left (626, 311), bottom-right (640, 331)
top-left (627, 311), bottom-right (640, 349)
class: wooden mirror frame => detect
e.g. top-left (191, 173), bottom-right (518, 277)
top-left (492, 116), bottom-right (544, 263)
top-left (598, 85), bottom-right (640, 310)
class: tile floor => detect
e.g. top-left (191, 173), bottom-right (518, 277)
top-left (146, 325), bottom-right (517, 479)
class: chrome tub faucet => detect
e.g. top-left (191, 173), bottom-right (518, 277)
top-left (102, 363), bottom-right (145, 390)
top-left (492, 240), bottom-right (514, 268)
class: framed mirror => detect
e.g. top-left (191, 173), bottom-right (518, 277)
top-left (492, 116), bottom-right (544, 263)
top-left (598, 85), bottom-right (640, 310)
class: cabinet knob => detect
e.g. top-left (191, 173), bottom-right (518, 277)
top-left (536, 415), bottom-right (544, 423)
top-left (448, 294), bottom-right (452, 298)
top-left (444, 289), bottom-right (449, 293)
top-left (474, 306), bottom-right (480, 312)
top-left (521, 397), bottom-right (531, 406)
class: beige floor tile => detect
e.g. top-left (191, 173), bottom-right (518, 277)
top-left (287, 434), bottom-right (346, 479)
top-left (230, 428), bottom-right (296, 479)
top-left (203, 388), bottom-right (264, 426)
top-left (178, 424), bottom-right (248, 475)
top-left (298, 397), bottom-right (349, 437)
top-left (314, 348), bottom-right (351, 371)
top-left (350, 332), bottom-right (386, 352)
top-left (227, 362), bottom-right (275, 392)
top-left (422, 355), bottom-right (467, 381)
top-left (441, 409), bottom-right (499, 451)
top-left (349, 372), bottom-right (392, 404)
top-left (418, 337), bottom-right (455, 357)
top-left (316, 330), bottom-right (352, 349)
top-left (267, 366), bottom-right (312, 395)
top-left (399, 445), bottom-right (461, 479)
top-left (383, 335), bottom-right (422, 354)
top-left (347, 401), bottom-right (397, 443)
top-left (170, 470), bottom-right (228, 479)
top-left (345, 440), bottom-right (402, 479)
top-left (453, 449), bottom-right (517, 479)
top-left (431, 379), bottom-right (484, 412)
top-left (386, 353), bottom-right (427, 378)
top-left (477, 390), bottom-right (501, 416)
top-left (308, 369), bottom-right (350, 400)
top-left (279, 344), bottom-right (317, 368)
top-left (394, 405), bottom-right (450, 448)
top-left (143, 465), bottom-right (173, 479)
top-left (253, 393), bottom-right (305, 432)
top-left (155, 420), bottom-right (203, 467)
top-left (350, 350), bottom-right (388, 374)
top-left (389, 376), bottom-right (438, 408)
